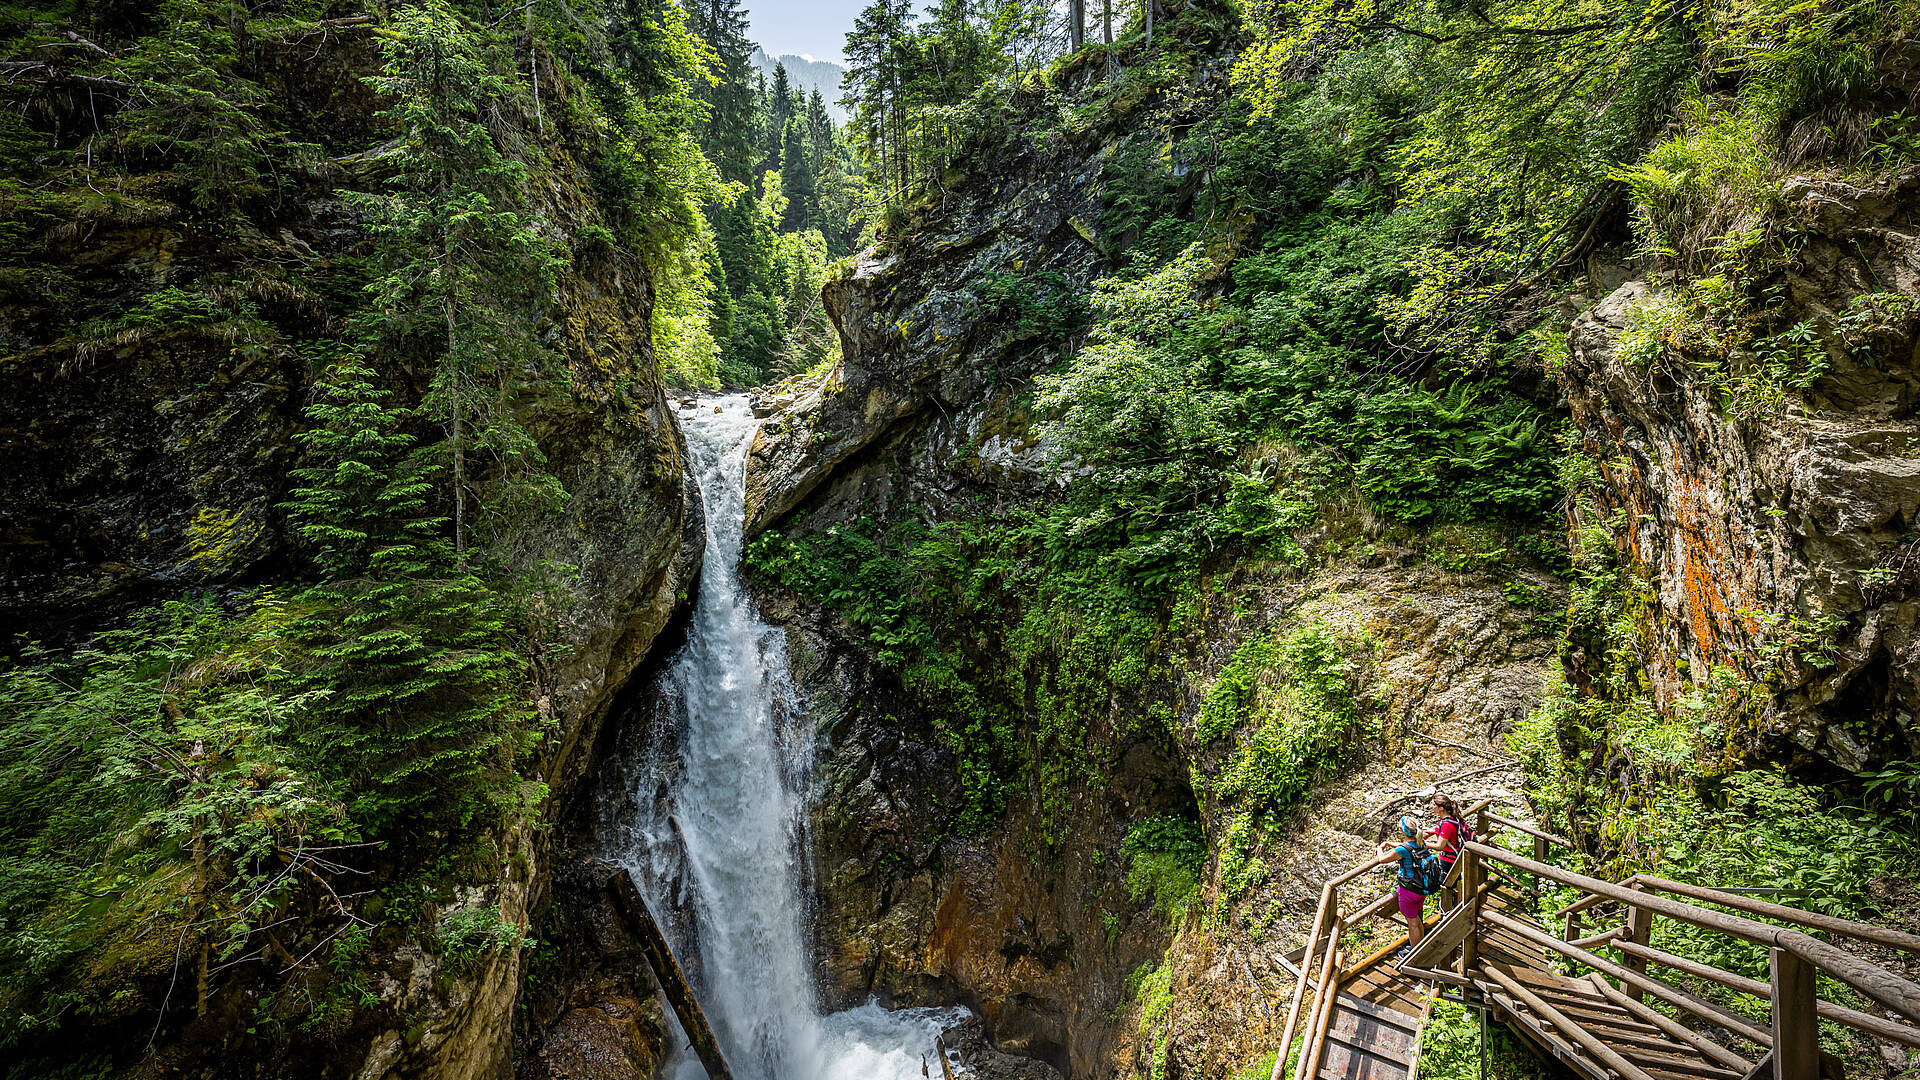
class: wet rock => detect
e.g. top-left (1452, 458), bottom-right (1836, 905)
top-left (524, 999), bottom-right (661, 1080)
top-left (945, 1013), bottom-right (1065, 1080)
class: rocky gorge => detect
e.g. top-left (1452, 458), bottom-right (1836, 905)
top-left (6, 0), bottom-right (1920, 1079)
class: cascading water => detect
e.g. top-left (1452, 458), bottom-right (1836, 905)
top-left (602, 395), bottom-right (962, 1080)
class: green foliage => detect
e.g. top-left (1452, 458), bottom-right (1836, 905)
top-left (1197, 636), bottom-right (1280, 741)
top-left (283, 355), bottom-right (543, 836)
top-left (0, 0), bottom-right (741, 1050)
top-left (1217, 623), bottom-right (1365, 822)
top-left (350, 0), bottom-right (570, 556)
top-left (0, 597), bottom-right (341, 1041)
top-left (1122, 815), bottom-right (1206, 923)
top-left (1415, 997), bottom-right (1540, 1080)
top-left (435, 904), bottom-right (533, 974)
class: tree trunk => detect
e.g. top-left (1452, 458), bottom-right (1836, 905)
top-left (1103, 0), bottom-right (1112, 45)
top-left (1069, 0), bottom-right (1085, 50)
top-left (443, 169), bottom-right (464, 564)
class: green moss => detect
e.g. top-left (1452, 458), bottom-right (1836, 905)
top-left (184, 504), bottom-right (259, 572)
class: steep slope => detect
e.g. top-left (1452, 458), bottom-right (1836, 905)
top-left (739, 16), bottom-right (1564, 1076)
top-left (0, 4), bottom-right (703, 1076)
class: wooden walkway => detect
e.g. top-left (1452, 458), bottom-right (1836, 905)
top-left (1273, 806), bottom-right (1920, 1080)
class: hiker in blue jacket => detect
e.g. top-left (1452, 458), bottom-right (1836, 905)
top-left (1376, 815), bottom-right (1443, 957)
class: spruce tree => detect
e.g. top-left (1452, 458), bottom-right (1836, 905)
top-left (686, 0), bottom-right (759, 186)
top-left (282, 352), bottom-right (534, 836)
top-left (780, 118), bottom-right (817, 232)
top-left (349, 0), bottom-right (565, 563)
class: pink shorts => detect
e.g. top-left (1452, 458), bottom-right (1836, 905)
top-left (1397, 886), bottom-right (1426, 923)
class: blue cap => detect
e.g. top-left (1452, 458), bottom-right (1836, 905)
top-left (1399, 815), bottom-right (1418, 837)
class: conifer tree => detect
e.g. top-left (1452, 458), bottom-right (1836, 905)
top-left (349, 0), bottom-right (565, 563)
top-left (282, 350), bottom-right (534, 835)
top-left (685, 0), bottom-right (759, 186)
top-left (780, 118), bottom-right (817, 231)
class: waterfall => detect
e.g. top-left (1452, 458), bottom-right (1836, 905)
top-left (601, 395), bottom-right (962, 1080)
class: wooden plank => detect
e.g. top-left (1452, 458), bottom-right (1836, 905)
top-left (1318, 1039), bottom-right (1408, 1080)
top-left (1353, 980), bottom-right (1426, 1015)
top-left (1483, 812), bottom-right (1573, 849)
top-left (1401, 896), bottom-right (1479, 969)
top-left (1324, 1006), bottom-right (1419, 1057)
top-left (1490, 991), bottom-right (1609, 1080)
top-left (1590, 975), bottom-right (1757, 1074)
top-left (1480, 908), bottom-right (1775, 1047)
top-left (1480, 962), bottom-right (1661, 1080)
top-left (1323, 1021), bottom-right (1414, 1066)
top-left (1333, 993), bottom-right (1425, 1033)
top-left (609, 869), bottom-right (735, 1080)
top-left (1616, 1044), bottom-right (1748, 1080)
top-left (1474, 940), bottom-right (1546, 972)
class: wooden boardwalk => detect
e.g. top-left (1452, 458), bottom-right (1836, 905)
top-left (1273, 807), bottom-right (1920, 1080)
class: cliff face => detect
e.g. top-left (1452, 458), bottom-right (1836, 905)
top-left (738, 22), bottom-right (1920, 1080)
top-left (0, 14), bottom-right (698, 1079)
top-left (1562, 169), bottom-right (1920, 771)
top-left (738, 41), bottom-right (1563, 1080)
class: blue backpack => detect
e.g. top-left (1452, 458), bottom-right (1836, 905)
top-left (1397, 841), bottom-right (1446, 895)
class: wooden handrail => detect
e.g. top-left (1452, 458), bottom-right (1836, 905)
top-left (1611, 938), bottom-right (1920, 1049)
top-left (1554, 888), bottom-right (1621, 918)
top-left (1480, 908), bottom-right (1774, 1046)
top-left (1270, 883), bottom-right (1336, 1080)
top-left (1481, 813), bottom-right (1571, 849)
top-left (1479, 963), bottom-right (1659, 1080)
top-left (1291, 920), bottom-right (1344, 1080)
top-left (1567, 926), bottom-right (1625, 949)
top-left (1586, 974), bottom-right (1756, 1073)
top-left (1465, 842), bottom-right (1920, 1023)
top-left (1272, 848), bottom-right (1426, 1080)
top-left (1635, 873), bottom-right (1920, 954)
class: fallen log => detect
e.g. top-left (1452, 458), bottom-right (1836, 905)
top-left (608, 869), bottom-right (734, 1080)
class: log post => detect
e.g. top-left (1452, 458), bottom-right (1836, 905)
top-left (1458, 843), bottom-right (1484, 979)
top-left (609, 870), bottom-right (735, 1080)
top-left (1771, 947), bottom-right (1818, 1080)
top-left (1531, 834), bottom-right (1547, 902)
top-left (1623, 892), bottom-right (1654, 1003)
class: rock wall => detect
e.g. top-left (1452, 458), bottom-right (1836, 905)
top-left (1562, 168), bottom-right (1920, 770)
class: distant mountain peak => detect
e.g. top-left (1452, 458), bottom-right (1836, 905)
top-left (750, 46), bottom-right (849, 121)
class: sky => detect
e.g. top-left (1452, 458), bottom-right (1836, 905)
top-left (746, 0), bottom-right (865, 65)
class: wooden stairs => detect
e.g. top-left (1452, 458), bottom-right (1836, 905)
top-left (1272, 804), bottom-right (1920, 1080)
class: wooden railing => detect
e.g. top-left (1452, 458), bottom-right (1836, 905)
top-left (1461, 839), bottom-right (1920, 1079)
top-left (1269, 800), bottom-right (1920, 1080)
top-left (1269, 799), bottom-right (1499, 1080)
